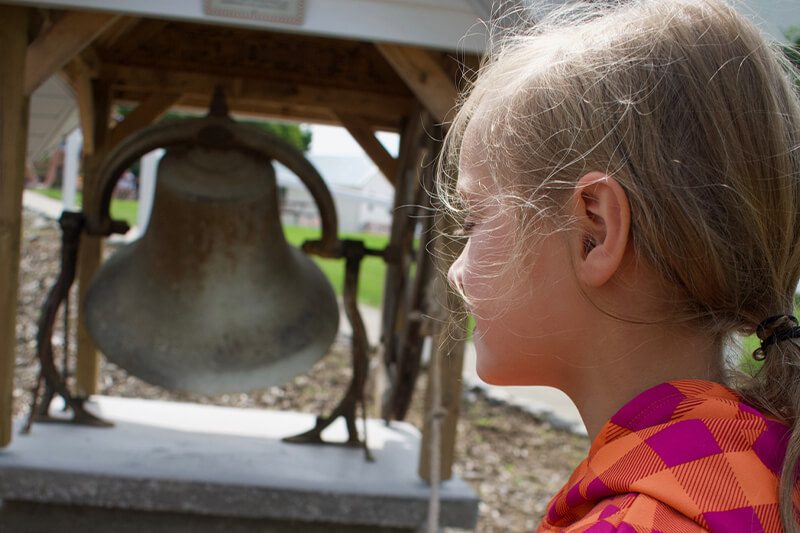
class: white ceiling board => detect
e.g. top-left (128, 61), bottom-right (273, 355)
top-left (4, 0), bottom-right (489, 52)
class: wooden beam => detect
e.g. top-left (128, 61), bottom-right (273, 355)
top-left (92, 16), bottom-right (140, 50)
top-left (97, 20), bottom-right (410, 98)
top-left (73, 69), bottom-right (96, 155)
top-left (174, 93), bottom-right (402, 131)
top-left (337, 113), bottom-right (398, 185)
top-left (375, 43), bottom-right (459, 124)
top-left (99, 64), bottom-right (412, 127)
top-left (0, 6), bottom-right (30, 448)
top-left (105, 18), bottom-right (170, 59)
top-left (108, 92), bottom-right (180, 148)
top-left (24, 10), bottom-right (118, 95)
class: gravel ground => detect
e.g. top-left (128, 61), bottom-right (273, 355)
top-left (13, 209), bottom-right (589, 532)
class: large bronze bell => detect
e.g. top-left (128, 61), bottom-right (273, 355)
top-left (82, 96), bottom-right (340, 395)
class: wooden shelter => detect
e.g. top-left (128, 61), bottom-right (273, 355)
top-left (0, 0), bottom-right (486, 483)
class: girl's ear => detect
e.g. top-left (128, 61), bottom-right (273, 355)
top-left (571, 172), bottom-right (631, 287)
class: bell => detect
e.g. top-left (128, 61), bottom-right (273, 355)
top-left (84, 112), bottom-right (340, 395)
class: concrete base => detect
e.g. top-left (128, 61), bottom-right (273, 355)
top-left (0, 501), bottom-right (409, 533)
top-left (0, 397), bottom-right (478, 532)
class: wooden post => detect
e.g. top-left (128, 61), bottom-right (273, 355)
top-left (418, 237), bottom-right (467, 483)
top-left (75, 78), bottom-right (111, 397)
top-left (379, 107), bottom-right (428, 420)
top-left (75, 236), bottom-right (103, 396)
top-left (73, 84), bottom-right (176, 396)
top-left (0, 6), bottom-right (30, 447)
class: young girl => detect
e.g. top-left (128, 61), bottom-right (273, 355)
top-left (440, 0), bottom-right (800, 531)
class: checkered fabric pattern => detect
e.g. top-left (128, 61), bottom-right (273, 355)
top-left (538, 380), bottom-right (797, 532)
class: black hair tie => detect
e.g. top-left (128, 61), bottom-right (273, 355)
top-left (753, 314), bottom-right (800, 361)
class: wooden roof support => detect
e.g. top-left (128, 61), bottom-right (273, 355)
top-left (375, 43), bottom-right (459, 124)
top-left (92, 16), bottom-right (140, 50)
top-left (0, 6), bottom-right (30, 448)
top-left (108, 92), bottom-right (181, 148)
top-left (173, 93), bottom-right (343, 128)
top-left (99, 64), bottom-right (412, 130)
top-left (173, 94), bottom-right (404, 132)
top-left (24, 10), bottom-right (118, 96)
top-left (73, 68), bottom-right (101, 155)
top-left (337, 113), bottom-right (399, 185)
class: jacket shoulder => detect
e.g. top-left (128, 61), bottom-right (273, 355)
top-left (544, 492), bottom-right (707, 532)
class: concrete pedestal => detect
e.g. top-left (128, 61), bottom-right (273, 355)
top-left (0, 397), bottom-right (478, 532)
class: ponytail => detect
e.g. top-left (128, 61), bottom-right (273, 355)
top-left (737, 315), bottom-right (800, 532)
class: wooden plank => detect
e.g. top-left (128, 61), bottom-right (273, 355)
top-left (24, 10), bottom-right (118, 95)
top-left (173, 93), bottom-right (400, 131)
top-left (108, 92), bottom-right (180, 148)
top-left (75, 80), bottom-right (111, 397)
top-left (99, 64), bottom-right (412, 127)
top-left (375, 43), bottom-right (459, 124)
top-left (337, 113), bottom-right (398, 185)
top-left (0, 6), bottom-right (30, 448)
top-left (105, 18), bottom-right (170, 60)
top-left (99, 20), bottom-right (410, 98)
top-left (92, 16), bottom-right (140, 50)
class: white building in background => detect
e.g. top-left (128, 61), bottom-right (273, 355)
top-left (275, 154), bottom-right (395, 235)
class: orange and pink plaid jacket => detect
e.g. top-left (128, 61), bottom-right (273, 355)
top-left (539, 380), bottom-right (796, 532)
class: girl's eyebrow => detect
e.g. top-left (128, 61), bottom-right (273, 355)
top-left (455, 186), bottom-right (477, 207)
top-left (455, 179), bottom-right (478, 200)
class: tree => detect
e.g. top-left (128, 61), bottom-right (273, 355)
top-left (244, 120), bottom-right (312, 153)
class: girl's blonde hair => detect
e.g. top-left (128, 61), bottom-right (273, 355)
top-left (438, 0), bottom-right (800, 528)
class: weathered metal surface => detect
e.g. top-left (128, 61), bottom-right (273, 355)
top-left (284, 239), bottom-right (383, 460)
top-left (26, 211), bottom-right (112, 430)
top-left (85, 145), bottom-right (339, 394)
top-left (83, 97), bottom-right (340, 395)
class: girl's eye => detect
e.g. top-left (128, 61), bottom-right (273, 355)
top-left (454, 219), bottom-right (477, 238)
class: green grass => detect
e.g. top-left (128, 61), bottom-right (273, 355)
top-left (282, 226), bottom-right (388, 308)
top-left (35, 188), bottom-right (140, 228)
top-left (31, 188), bottom-right (388, 307)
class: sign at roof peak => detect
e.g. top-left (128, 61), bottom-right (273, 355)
top-left (204, 0), bottom-right (305, 26)
top-left (5, 0), bottom-right (489, 53)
